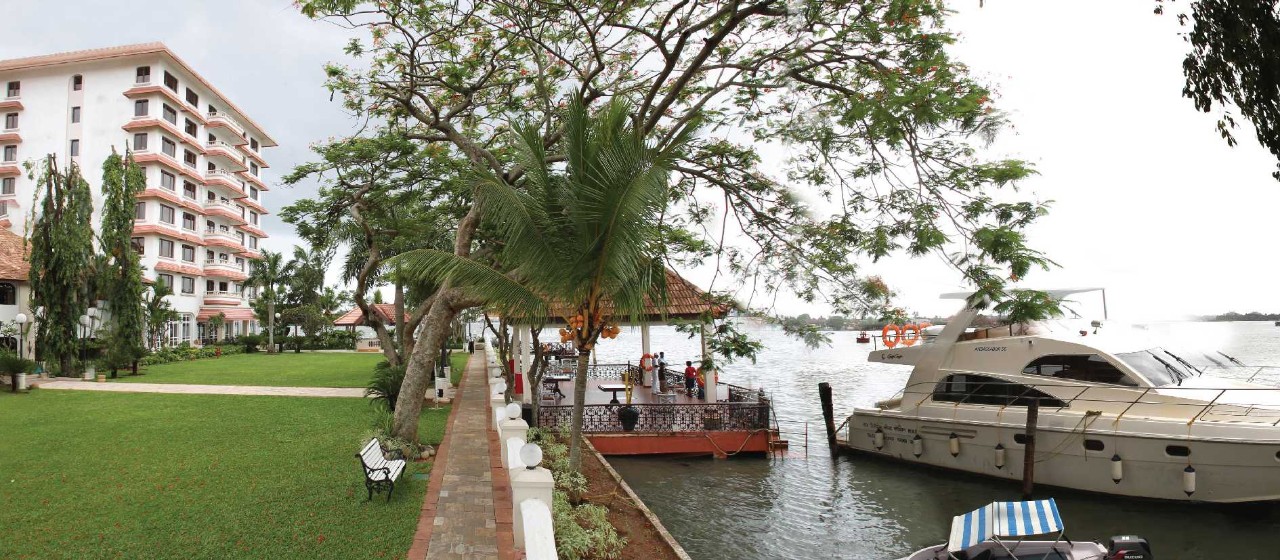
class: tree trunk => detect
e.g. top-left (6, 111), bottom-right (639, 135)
top-left (568, 350), bottom-right (591, 474)
top-left (267, 299), bottom-right (274, 354)
top-left (391, 295), bottom-right (456, 441)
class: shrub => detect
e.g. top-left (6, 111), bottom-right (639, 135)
top-left (365, 360), bottom-right (406, 411)
top-left (530, 428), bottom-right (625, 559)
top-left (0, 350), bottom-right (36, 391)
top-left (240, 334), bottom-right (263, 353)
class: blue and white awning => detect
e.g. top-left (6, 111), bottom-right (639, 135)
top-left (946, 499), bottom-right (1064, 552)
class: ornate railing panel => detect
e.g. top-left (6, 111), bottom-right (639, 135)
top-left (537, 402), bottom-right (770, 433)
top-left (548, 362), bottom-right (643, 383)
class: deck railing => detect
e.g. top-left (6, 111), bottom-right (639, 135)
top-left (537, 402), bottom-right (771, 433)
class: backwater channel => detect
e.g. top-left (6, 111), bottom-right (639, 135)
top-left (589, 321), bottom-right (1280, 560)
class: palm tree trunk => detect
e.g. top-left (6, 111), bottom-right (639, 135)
top-left (267, 299), bottom-right (275, 354)
top-left (568, 350), bottom-right (590, 474)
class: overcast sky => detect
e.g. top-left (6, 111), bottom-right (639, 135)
top-left (4, 1), bottom-right (1277, 322)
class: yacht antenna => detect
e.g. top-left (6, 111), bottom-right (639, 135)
top-left (1101, 288), bottom-right (1108, 320)
top-left (1216, 351), bottom-right (1246, 367)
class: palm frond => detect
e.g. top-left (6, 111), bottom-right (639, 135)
top-left (388, 248), bottom-right (548, 321)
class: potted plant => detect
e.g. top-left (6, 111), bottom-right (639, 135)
top-left (617, 385), bottom-right (640, 431)
top-left (0, 351), bottom-right (36, 392)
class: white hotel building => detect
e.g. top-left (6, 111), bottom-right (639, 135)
top-left (0, 43), bottom-right (273, 346)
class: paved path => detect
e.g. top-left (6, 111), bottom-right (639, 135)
top-left (408, 351), bottom-right (510, 560)
top-left (35, 380), bottom-right (363, 397)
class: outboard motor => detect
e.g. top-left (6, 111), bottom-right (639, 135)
top-left (1106, 535), bottom-right (1153, 560)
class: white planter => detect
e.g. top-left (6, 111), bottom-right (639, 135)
top-left (83, 365), bottom-right (95, 381)
top-left (16, 373), bottom-right (27, 391)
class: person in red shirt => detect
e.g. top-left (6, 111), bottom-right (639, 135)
top-left (684, 361), bottom-right (697, 395)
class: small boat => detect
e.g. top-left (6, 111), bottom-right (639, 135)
top-left (856, 331), bottom-right (871, 344)
top-left (897, 498), bottom-right (1149, 560)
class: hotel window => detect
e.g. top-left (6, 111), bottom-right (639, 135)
top-left (4, 113), bottom-right (16, 130)
top-left (218, 281), bottom-right (229, 292)
top-left (3, 145), bottom-right (16, 162)
top-left (159, 273), bottom-right (174, 288)
top-left (250, 211), bottom-right (259, 225)
top-left (5, 81), bottom-right (18, 98)
top-left (72, 75), bottom-right (83, 91)
top-left (181, 244), bottom-right (195, 262)
top-left (133, 133), bottom-right (148, 151)
top-left (163, 71), bottom-right (178, 92)
top-left (181, 316), bottom-right (191, 341)
top-left (160, 204), bottom-right (175, 225)
top-left (183, 181), bottom-right (197, 199)
top-left (0, 201), bottom-right (6, 217)
top-left (134, 202), bottom-right (145, 220)
top-left (250, 162), bottom-right (259, 176)
top-left (208, 104), bottom-right (218, 115)
top-left (249, 186), bottom-right (258, 200)
top-left (185, 88), bottom-right (199, 107)
top-left (161, 171), bottom-right (176, 190)
top-left (181, 276), bottom-right (195, 294)
top-left (71, 106), bottom-right (81, 123)
top-left (205, 220), bottom-right (214, 231)
top-left (236, 232), bottom-right (245, 245)
top-left (159, 239), bottom-right (174, 258)
top-left (184, 119), bottom-right (197, 138)
top-left (248, 236), bottom-right (258, 249)
top-left (205, 279), bottom-right (214, 291)
top-left (69, 139), bottom-right (79, 157)
top-left (136, 66), bottom-right (151, 84)
top-left (162, 138), bottom-right (176, 157)
top-left (130, 237), bottom-right (145, 255)
top-left (0, 282), bottom-right (13, 305)
top-left (183, 150), bottom-right (196, 168)
top-left (134, 100), bottom-right (149, 117)
top-left (1, 178), bottom-right (13, 195)
top-left (235, 257), bottom-right (245, 270)
top-left (250, 137), bottom-right (259, 151)
top-left (162, 104), bottom-right (177, 124)
top-left (206, 162), bottom-right (215, 174)
top-left (238, 205), bottom-right (245, 219)
top-left (182, 212), bottom-right (196, 231)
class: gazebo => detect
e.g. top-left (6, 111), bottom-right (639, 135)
top-left (503, 269), bottom-right (776, 457)
top-left (334, 303), bottom-right (407, 352)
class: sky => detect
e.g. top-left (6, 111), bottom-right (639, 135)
top-left (3, 1), bottom-right (1277, 322)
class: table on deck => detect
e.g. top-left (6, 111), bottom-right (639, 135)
top-left (598, 383), bottom-right (628, 405)
top-left (543, 374), bottom-right (571, 398)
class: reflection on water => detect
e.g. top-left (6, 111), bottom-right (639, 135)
top-left (590, 321), bottom-right (1280, 560)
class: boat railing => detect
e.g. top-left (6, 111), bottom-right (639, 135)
top-left (882, 377), bottom-right (1280, 427)
top-left (537, 401), bottom-right (771, 433)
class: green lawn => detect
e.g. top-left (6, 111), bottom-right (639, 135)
top-left (0, 390), bottom-right (449, 559)
top-left (118, 352), bottom-right (385, 387)
top-left (449, 350), bottom-right (469, 386)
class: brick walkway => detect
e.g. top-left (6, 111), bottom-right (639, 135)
top-left (408, 351), bottom-right (514, 560)
top-left (34, 380), bottom-right (363, 397)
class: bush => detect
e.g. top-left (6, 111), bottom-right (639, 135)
top-left (136, 343), bottom-right (244, 366)
top-left (311, 329), bottom-right (358, 350)
top-left (0, 350), bottom-right (36, 390)
top-left (528, 428), bottom-right (625, 560)
top-left (240, 334), bottom-right (263, 353)
top-left (365, 360), bottom-right (406, 411)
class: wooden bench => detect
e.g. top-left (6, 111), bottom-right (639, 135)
top-left (356, 439), bottom-right (406, 502)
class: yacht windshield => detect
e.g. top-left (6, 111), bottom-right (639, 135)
top-left (1116, 348), bottom-right (1196, 386)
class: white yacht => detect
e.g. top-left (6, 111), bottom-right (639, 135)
top-left (842, 289), bottom-right (1280, 503)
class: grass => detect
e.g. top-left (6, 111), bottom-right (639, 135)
top-left (117, 352), bottom-right (385, 387)
top-left (450, 350), bottom-right (468, 386)
top-left (0, 389), bottom-right (449, 559)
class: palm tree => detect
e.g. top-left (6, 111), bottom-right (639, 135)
top-left (246, 250), bottom-right (285, 353)
top-left (394, 96), bottom-right (693, 472)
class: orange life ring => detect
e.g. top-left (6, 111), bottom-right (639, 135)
top-left (640, 353), bottom-right (655, 372)
top-left (900, 323), bottom-right (921, 346)
top-left (882, 324), bottom-right (902, 348)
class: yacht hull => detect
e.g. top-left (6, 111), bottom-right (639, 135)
top-left (847, 409), bottom-right (1280, 503)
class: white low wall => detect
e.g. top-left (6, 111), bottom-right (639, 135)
top-left (520, 499), bottom-right (556, 560)
top-left (494, 391), bottom-right (557, 557)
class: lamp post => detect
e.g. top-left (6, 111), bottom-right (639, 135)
top-left (273, 312), bottom-right (280, 353)
top-left (79, 314), bottom-right (91, 380)
top-left (14, 313), bottom-right (27, 360)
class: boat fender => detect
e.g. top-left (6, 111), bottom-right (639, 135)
top-left (911, 434), bottom-right (923, 458)
top-left (1111, 454), bottom-right (1123, 484)
top-left (873, 428), bottom-right (885, 450)
top-left (882, 324), bottom-right (902, 348)
top-left (948, 433), bottom-right (960, 457)
top-left (994, 444), bottom-right (1006, 469)
top-left (901, 324), bottom-right (922, 347)
top-left (1183, 465), bottom-right (1196, 497)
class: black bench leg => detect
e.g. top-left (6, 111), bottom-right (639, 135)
top-left (386, 481), bottom-right (394, 502)
top-left (366, 481), bottom-right (373, 501)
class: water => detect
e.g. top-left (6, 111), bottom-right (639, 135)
top-left (587, 321), bottom-right (1280, 560)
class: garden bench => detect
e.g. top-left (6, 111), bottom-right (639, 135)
top-left (356, 439), bottom-right (406, 502)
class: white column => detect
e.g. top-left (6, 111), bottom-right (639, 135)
top-left (511, 466), bottom-right (555, 553)
top-left (640, 323), bottom-right (652, 388)
top-left (701, 322), bottom-right (716, 402)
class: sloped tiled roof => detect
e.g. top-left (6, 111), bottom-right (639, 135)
top-left (0, 228), bottom-right (30, 281)
top-left (334, 304), bottom-right (406, 326)
top-left (528, 269), bottom-right (730, 323)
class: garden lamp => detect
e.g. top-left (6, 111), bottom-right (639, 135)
top-left (14, 313), bottom-right (27, 360)
top-left (519, 442), bottom-right (543, 470)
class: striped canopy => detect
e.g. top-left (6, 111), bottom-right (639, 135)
top-left (947, 499), bottom-right (1064, 552)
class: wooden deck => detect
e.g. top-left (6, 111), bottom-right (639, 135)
top-left (531, 376), bottom-right (729, 406)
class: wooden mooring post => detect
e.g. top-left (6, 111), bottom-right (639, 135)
top-left (1021, 399), bottom-right (1039, 499)
top-left (819, 382), bottom-right (837, 450)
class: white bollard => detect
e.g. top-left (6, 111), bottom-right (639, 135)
top-left (511, 467), bottom-right (555, 552)
top-left (499, 416), bottom-right (529, 467)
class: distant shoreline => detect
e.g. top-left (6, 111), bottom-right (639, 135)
top-left (1205, 313), bottom-right (1280, 322)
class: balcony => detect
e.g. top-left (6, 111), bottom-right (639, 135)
top-left (206, 112), bottom-right (247, 143)
top-left (203, 228), bottom-right (244, 250)
top-left (203, 198), bottom-right (247, 224)
top-left (204, 259), bottom-right (244, 273)
top-left (205, 169), bottom-right (246, 197)
top-left (206, 141), bottom-right (248, 172)
top-left (203, 290), bottom-right (243, 305)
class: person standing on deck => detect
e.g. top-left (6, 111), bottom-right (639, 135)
top-left (684, 360), bottom-right (697, 395)
top-left (657, 351), bottom-right (668, 392)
